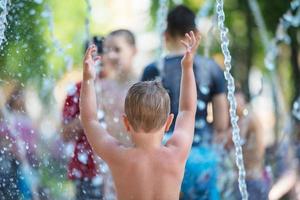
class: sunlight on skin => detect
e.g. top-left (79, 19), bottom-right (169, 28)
top-left (268, 170), bottom-right (297, 200)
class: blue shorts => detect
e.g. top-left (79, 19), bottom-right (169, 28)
top-left (180, 146), bottom-right (220, 200)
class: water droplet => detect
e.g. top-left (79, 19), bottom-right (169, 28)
top-left (200, 86), bottom-right (210, 95)
top-left (97, 110), bottom-right (105, 120)
top-left (78, 153), bottom-right (88, 164)
top-left (113, 117), bottom-right (119, 123)
top-left (197, 100), bottom-right (206, 110)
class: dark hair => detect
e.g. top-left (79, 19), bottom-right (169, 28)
top-left (84, 36), bottom-right (104, 54)
top-left (107, 29), bottom-right (136, 47)
top-left (166, 5), bottom-right (196, 37)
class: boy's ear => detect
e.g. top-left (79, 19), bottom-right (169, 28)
top-left (165, 114), bottom-right (174, 132)
top-left (122, 114), bottom-right (131, 132)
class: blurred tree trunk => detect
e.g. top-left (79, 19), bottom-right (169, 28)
top-left (289, 27), bottom-right (300, 103)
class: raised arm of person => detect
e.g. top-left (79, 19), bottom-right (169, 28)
top-left (166, 31), bottom-right (199, 158)
top-left (80, 45), bottom-right (124, 164)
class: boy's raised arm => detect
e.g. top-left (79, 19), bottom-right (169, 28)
top-left (80, 45), bottom-right (124, 164)
top-left (166, 31), bottom-right (200, 157)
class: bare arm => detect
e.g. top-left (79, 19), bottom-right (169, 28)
top-left (212, 94), bottom-right (229, 132)
top-left (166, 31), bottom-right (200, 158)
top-left (249, 114), bottom-right (264, 159)
top-left (212, 94), bottom-right (229, 143)
top-left (80, 45), bottom-right (124, 164)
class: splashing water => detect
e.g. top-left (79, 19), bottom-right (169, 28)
top-left (215, 0), bottom-right (248, 199)
top-left (0, 0), bottom-right (10, 48)
top-left (264, 0), bottom-right (300, 71)
top-left (156, 0), bottom-right (169, 78)
top-left (248, 0), bottom-right (300, 71)
top-left (293, 96), bottom-right (300, 121)
top-left (42, 5), bottom-right (73, 73)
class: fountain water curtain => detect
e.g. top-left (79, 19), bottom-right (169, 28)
top-left (156, 0), bottom-right (169, 78)
top-left (215, 0), bottom-right (248, 199)
top-left (42, 5), bottom-right (73, 73)
top-left (0, 0), bottom-right (10, 48)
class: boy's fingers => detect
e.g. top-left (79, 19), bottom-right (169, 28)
top-left (190, 31), bottom-right (196, 45)
top-left (180, 40), bottom-right (189, 49)
top-left (185, 33), bottom-right (192, 45)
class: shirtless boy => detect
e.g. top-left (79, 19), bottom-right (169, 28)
top-left (80, 31), bottom-right (200, 200)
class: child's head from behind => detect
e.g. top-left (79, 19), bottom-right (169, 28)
top-left (103, 29), bottom-right (136, 73)
top-left (166, 5), bottom-right (196, 39)
top-left (124, 81), bottom-right (173, 133)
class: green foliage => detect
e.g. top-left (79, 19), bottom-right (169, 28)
top-left (0, 0), bottom-right (49, 84)
top-left (259, 0), bottom-right (290, 33)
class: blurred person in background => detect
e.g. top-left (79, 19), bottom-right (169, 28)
top-left (226, 88), bottom-right (269, 200)
top-left (268, 100), bottom-right (300, 200)
top-left (99, 29), bottom-right (137, 145)
top-left (0, 86), bottom-right (40, 200)
top-left (0, 110), bottom-right (22, 200)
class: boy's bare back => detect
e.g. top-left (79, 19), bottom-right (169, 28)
top-left (79, 31), bottom-right (200, 200)
top-left (109, 146), bottom-right (184, 200)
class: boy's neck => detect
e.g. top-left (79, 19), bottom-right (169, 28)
top-left (166, 38), bottom-right (186, 55)
top-left (131, 130), bottom-right (164, 150)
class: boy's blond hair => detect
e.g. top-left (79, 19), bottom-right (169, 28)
top-left (125, 81), bottom-right (170, 132)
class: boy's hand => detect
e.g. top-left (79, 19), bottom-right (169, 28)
top-left (180, 31), bottom-right (201, 68)
top-left (83, 45), bottom-right (101, 81)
